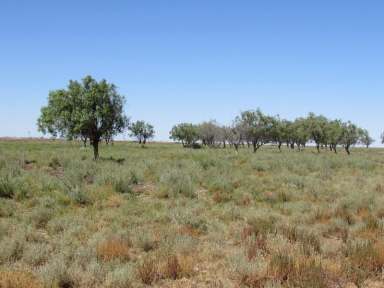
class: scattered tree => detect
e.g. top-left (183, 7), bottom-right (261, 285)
top-left (38, 76), bottom-right (128, 160)
top-left (358, 129), bottom-right (374, 148)
top-left (129, 121), bottom-right (155, 146)
top-left (169, 123), bottom-right (199, 148)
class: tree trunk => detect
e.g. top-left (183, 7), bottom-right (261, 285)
top-left (93, 141), bottom-right (99, 160)
top-left (278, 142), bottom-right (282, 151)
top-left (316, 144), bottom-right (320, 153)
top-left (345, 145), bottom-right (350, 155)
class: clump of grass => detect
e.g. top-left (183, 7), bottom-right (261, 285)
top-left (159, 169), bottom-right (196, 198)
top-left (268, 253), bottom-right (328, 288)
top-left (104, 265), bottom-right (133, 288)
top-left (175, 211), bottom-right (208, 236)
top-left (66, 186), bottom-right (92, 206)
top-left (162, 254), bottom-right (181, 280)
top-left (96, 236), bottom-right (132, 262)
top-left (345, 240), bottom-right (384, 275)
top-left (48, 157), bottom-right (61, 169)
top-left (0, 200), bottom-right (15, 217)
top-left (158, 253), bottom-right (196, 280)
top-left (137, 256), bottom-right (158, 285)
top-left (135, 231), bottom-right (158, 252)
top-left (0, 271), bottom-right (42, 288)
top-left (0, 174), bottom-right (15, 198)
top-left (242, 215), bottom-right (277, 240)
top-left (111, 170), bottom-right (143, 194)
top-left (282, 225), bottom-right (321, 254)
top-left (30, 207), bottom-right (54, 229)
top-left (0, 235), bottom-right (25, 263)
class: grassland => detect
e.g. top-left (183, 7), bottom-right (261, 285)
top-left (1, 140), bottom-right (384, 287)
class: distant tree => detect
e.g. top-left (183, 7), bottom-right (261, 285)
top-left (270, 116), bottom-right (289, 151)
top-left (306, 113), bottom-right (328, 153)
top-left (227, 123), bottom-right (245, 151)
top-left (325, 120), bottom-right (343, 153)
top-left (340, 122), bottom-right (360, 155)
top-left (381, 132), bottom-right (384, 144)
top-left (358, 129), bottom-right (374, 148)
top-left (129, 120), bottom-right (155, 146)
top-left (38, 76), bottom-right (128, 160)
top-left (198, 121), bottom-right (220, 147)
top-left (291, 118), bottom-right (310, 151)
top-left (238, 109), bottom-right (273, 153)
top-left (170, 123), bottom-right (199, 147)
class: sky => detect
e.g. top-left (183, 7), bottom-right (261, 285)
top-left (0, 0), bottom-right (383, 144)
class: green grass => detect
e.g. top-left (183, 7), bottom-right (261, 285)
top-left (1, 139), bottom-right (384, 287)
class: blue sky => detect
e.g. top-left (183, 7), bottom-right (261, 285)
top-left (1, 0), bottom-right (383, 143)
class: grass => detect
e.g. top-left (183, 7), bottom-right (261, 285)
top-left (1, 139), bottom-right (384, 287)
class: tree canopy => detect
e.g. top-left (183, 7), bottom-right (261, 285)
top-left (38, 76), bottom-right (128, 159)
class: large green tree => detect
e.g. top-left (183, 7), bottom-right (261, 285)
top-left (38, 76), bottom-right (128, 160)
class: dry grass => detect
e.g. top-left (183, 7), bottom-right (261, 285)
top-left (0, 271), bottom-right (42, 288)
top-left (96, 236), bottom-right (131, 262)
top-left (1, 141), bottom-right (384, 286)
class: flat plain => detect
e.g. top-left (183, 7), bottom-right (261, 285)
top-left (1, 140), bottom-right (384, 288)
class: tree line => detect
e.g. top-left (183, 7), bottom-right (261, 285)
top-left (170, 109), bottom-right (374, 155)
top-left (37, 76), bottom-right (378, 160)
